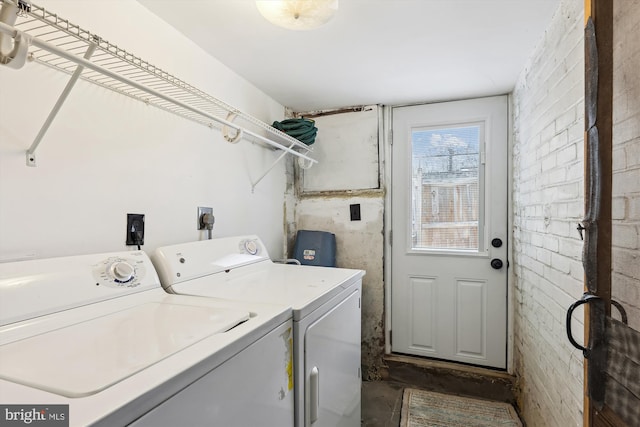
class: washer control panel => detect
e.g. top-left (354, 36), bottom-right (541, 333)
top-left (93, 256), bottom-right (147, 288)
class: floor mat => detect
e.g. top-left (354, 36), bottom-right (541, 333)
top-left (399, 388), bottom-right (522, 427)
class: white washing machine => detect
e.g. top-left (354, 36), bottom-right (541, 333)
top-left (153, 235), bottom-right (365, 427)
top-left (0, 250), bottom-right (294, 427)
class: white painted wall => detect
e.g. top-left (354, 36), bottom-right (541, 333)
top-left (0, 0), bottom-right (287, 260)
top-left (511, 0), bottom-right (584, 425)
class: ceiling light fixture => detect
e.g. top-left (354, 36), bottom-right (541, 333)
top-left (255, 0), bottom-right (339, 31)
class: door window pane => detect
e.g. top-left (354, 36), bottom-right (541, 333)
top-left (411, 124), bottom-right (481, 250)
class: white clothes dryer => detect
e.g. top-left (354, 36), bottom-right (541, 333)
top-left (153, 236), bottom-right (365, 427)
top-left (0, 251), bottom-right (293, 427)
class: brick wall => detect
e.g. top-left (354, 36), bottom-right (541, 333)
top-left (511, 0), bottom-right (585, 425)
top-left (612, 0), bottom-right (640, 330)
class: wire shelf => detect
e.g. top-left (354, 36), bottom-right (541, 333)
top-left (1, 0), bottom-right (314, 162)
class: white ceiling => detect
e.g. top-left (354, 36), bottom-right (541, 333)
top-left (138, 0), bottom-right (560, 112)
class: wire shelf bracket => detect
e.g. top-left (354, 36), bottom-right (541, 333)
top-left (0, 0), bottom-right (316, 181)
top-left (25, 41), bottom-right (97, 166)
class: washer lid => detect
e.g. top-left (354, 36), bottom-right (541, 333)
top-left (0, 302), bottom-right (249, 397)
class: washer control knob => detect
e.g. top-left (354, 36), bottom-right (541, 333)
top-left (110, 261), bottom-right (135, 282)
top-left (244, 240), bottom-right (258, 255)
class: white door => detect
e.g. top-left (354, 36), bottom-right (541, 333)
top-left (305, 289), bottom-right (361, 426)
top-left (390, 96), bottom-right (508, 369)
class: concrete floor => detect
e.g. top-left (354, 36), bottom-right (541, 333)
top-left (361, 356), bottom-right (519, 426)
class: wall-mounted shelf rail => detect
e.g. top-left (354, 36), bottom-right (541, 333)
top-left (0, 0), bottom-right (315, 180)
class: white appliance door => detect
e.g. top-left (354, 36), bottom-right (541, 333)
top-left (305, 289), bottom-right (361, 427)
top-left (130, 321), bottom-right (295, 427)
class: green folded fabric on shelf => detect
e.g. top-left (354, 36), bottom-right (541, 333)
top-left (272, 118), bottom-right (318, 145)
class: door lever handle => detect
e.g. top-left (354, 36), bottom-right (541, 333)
top-left (566, 292), bottom-right (601, 357)
top-left (577, 223), bottom-right (585, 240)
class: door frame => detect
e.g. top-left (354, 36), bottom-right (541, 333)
top-left (382, 97), bottom-right (515, 374)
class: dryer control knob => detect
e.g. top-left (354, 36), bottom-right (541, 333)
top-left (110, 261), bottom-right (135, 282)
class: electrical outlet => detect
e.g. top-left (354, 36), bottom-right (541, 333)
top-left (350, 204), bottom-right (361, 221)
top-left (126, 213), bottom-right (145, 246)
top-left (197, 207), bottom-right (213, 230)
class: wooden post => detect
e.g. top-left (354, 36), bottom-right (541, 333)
top-left (583, 0), bottom-right (613, 425)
